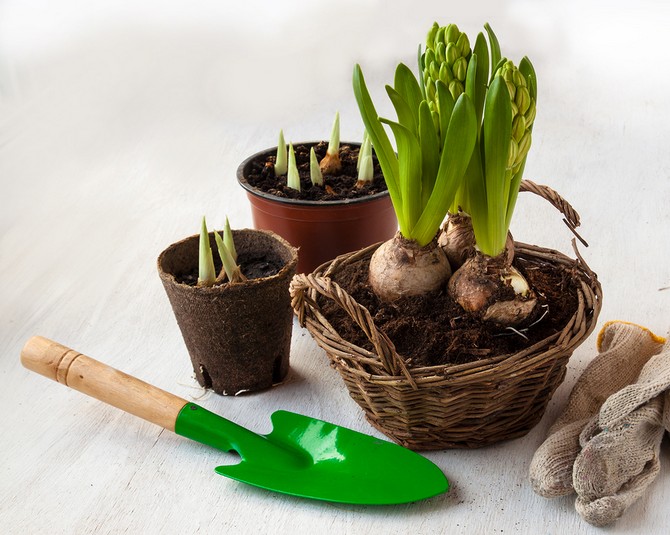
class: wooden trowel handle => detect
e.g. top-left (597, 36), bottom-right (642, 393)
top-left (21, 336), bottom-right (188, 432)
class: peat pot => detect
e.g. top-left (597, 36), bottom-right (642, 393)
top-left (237, 142), bottom-right (398, 274)
top-left (158, 228), bottom-right (298, 395)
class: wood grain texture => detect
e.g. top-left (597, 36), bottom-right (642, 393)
top-left (21, 336), bottom-right (188, 431)
top-left (1, 2), bottom-right (669, 534)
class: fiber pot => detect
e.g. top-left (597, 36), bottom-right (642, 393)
top-left (158, 228), bottom-right (298, 395)
top-left (237, 142), bottom-right (398, 274)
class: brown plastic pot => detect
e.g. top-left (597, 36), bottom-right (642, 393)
top-left (157, 228), bottom-right (298, 395)
top-left (237, 142), bottom-right (398, 273)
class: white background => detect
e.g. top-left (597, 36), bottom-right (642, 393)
top-left (1, 1), bottom-right (669, 533)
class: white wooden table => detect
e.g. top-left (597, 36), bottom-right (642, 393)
top-left (2, 1), bottom-right (669, 533)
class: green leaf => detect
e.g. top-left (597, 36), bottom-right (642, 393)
top-left (386, 85), bottom-right (417, 134)
top-left (418, 45), bottom-right (427, 100)
top-left (472, 32), bottom-right (490, 127)
top-left (418, 100), bottom-right (440, 207)
top-left (287, 143), bottom-right (301, 191)
top-left (436, 80), bottom-right (454, 143)
top-left (352, 65), bottom-right (406, 233)
top-left (380, 118), bottom-right (423, 230)
top-left (214, 230), bottom-right (240, 283)
top-left (275, 130), bottom-right (287, 176)
top-left (462, 146), bottom-right (491, 253)
top-left (327, 112), bottom-right (340, 155)
top-left (393, 63), bottom-right (423, 128)
top-left (223, 216), bottom-right (237, 261)
top-left (519, 56), bottom-right (537, 102)
top-left (464, 52), bottom-right (478, 105)
top-left (198, 217), bottom-right (216, 287)
top-left (482, 76), bottom-right (513, 255)
top-left (411, 93), bottom-right (478, 245)
top-left (484, 23), bottom-right (501, 75)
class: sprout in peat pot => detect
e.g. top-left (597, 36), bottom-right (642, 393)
top-left (353, 26), bottom-right (478, 302)
top-left (198, 216), bottom-right (245, 286)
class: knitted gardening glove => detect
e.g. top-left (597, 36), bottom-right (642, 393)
top-left (529, 321), bottom-right (665, 497)
top-left (573, 340), bottom-right (670, 526)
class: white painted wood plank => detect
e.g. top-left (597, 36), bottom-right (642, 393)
top-left (1, 2), bottom-right (669, 534)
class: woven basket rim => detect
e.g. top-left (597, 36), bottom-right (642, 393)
top-left (292, 239), bottom-right (602, 383)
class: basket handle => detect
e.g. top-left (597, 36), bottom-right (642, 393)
top-left (520, 179), bottom-right (588, 246)
top-left (290, 271), bottom-right (416, 386)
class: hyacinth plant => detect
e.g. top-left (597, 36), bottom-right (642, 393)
top-left (354, 21), bottom-right (539, 323)
top-left (420, 23), bottom-right (539, 325)
top-left (197, 216), bottom-right (245, 287)
top-left (353, 31), bottom-right (478, 301)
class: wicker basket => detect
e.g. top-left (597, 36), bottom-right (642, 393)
top-left (290, 181), bottom-right (602, 450)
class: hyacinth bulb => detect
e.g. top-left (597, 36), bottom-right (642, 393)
top-left (369, 233), bottom-right (452, 302)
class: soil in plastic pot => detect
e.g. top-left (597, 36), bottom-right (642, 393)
top-left (157, 229), bottom-right (298, 395)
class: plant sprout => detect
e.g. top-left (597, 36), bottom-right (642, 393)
top-left (353, 41), bottom-right (477, 300)
top-left (309, 147), bottom-right (323, 186)
top-left (197, 216), bottom-right (245, 287)
top-left (198, 217), bottom-right (217, 287)
top-left (274, 130), bottom-right (287, 176)
top-left (319, 111), bottom-right (342, 175)
top-left (287, 143), bottom-right (301, 191)
top-left (356, 132), bottom-right (374, 187)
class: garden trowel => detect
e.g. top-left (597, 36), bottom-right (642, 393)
top-left (21, 336), bottom-right (448, 504)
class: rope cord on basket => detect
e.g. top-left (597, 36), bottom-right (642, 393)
top-left (290, 273), bottom-right (418, 388)
top-left (520, 179), bottom-right (588, 247)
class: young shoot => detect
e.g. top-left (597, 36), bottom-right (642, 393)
top-left (356, 133), bottom-right (374, 188)
top-left (286, 143), bottom-right (301, 191)
top-left (223, 216), bottom-right (237, 261)
top-left (319, 111), bottom-right (342, 175)
top-left (214, 229), bottom-right (245, 283)
top-left (197, 216), bottom-right (216, 287)
top-left (309, 147), bottom-right (323, 186)
top-left (274, 130), bottom-right (288, 176)
top-left (198, 216), bottom-right (245, 286)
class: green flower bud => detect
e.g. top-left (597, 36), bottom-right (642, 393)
top-left (429, 61), bottom-right (439, 80)
top-left (515, 86), bottom-right (531, 115)
top-left (511, 101), bottom-right (519, 117)
top-left (449, 79), bottom-right (464, 99)
top-left (426, 81), bottom-right (436, 101)
top-left (424, 48), bottom-right (435, 67)
top-left (439, 63), bottom-right (451, 84)
top-left (426, 22), bottom-right (439, 49)
top-left (516, 131), bottom-right (532, 165)
top-left (507, 138), bottom-right (519, 168)
top-left (513, 69), bottom-right (526, 88)
top-left (524, 99), bottom-right (536, 126)
top-left (505, 80), bottom-right (516, 100)
top-left (453, 56), bottom-right (467, 82)
top-left (512, 114), bottom-right (526, 142)
top-left (456, 32), bottom-right (471, 57)
top-left (446, 42), bottom-right (459, 67)
top-left (446, 23), bottom-right (460, 44)
top-left (435, 26), bottom-right (446, 49)
top-left (503, 68), bottom-right (515, 83)
top-left (436, 42), bottom-right (446, 64)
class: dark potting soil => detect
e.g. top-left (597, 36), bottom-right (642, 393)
top-left (175, 253), bottom-right (282, 286)
top-left (244, 142), bottom-right (388, 201)
top-left (319, 254), bottom-right (580, 368)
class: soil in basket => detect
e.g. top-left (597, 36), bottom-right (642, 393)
top-left (175, 252), bottom-right (282, 285)
top-left (245, 142), bottom-right (388, 201)
top-left (319, 253), bottom-right (580, 368)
